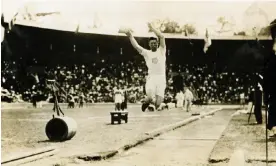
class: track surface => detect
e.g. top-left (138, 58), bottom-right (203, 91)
top-left (2, 104), bottom-right (215, 160)
top-left (90, 110), bottom-right (235, 166)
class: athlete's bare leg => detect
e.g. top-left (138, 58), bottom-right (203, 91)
top-left (155, 95), bottom-right (164, 111)
top-left (142, 89), bottom-right (156, 111)
top-left (144, 96), bottom-right (154, 104)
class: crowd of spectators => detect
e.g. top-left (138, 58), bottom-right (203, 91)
top-left (44, 60), bottom-right (147, 103)
top-left (1, 57), bottom-right (256, 105)
top-left (169, 64), bottom-right (255, 104)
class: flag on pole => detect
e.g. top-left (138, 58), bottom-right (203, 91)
top-left (1, 14), bottom-right (5, 42)
top-left (75, 23), bottom-right (80, 33)
top-left (203, 28), bottom-right (212, 53)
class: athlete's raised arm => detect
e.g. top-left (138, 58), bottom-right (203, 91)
top-left (148, 23), bottom-right (166, 49)
top-left (123, 29), bottom-right (145, 54)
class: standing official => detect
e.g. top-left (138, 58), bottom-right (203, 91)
top-left (184, 87), bottom-right (194, 112)
top-left (264, 19), bottom-right (276, 137)
top-left (254, 83), bottom-right (263, 124)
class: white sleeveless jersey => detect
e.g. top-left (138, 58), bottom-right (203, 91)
top-left (140, 46), bottom-right (166, 76)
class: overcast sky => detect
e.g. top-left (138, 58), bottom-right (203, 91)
top-left (2, 0), bottom-right (276, 35)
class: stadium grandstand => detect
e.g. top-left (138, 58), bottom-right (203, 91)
top-left (1, 1), bottom-right (274, 105)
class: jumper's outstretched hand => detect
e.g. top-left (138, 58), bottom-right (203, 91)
top-left (119, 28), bottom-right (133, 36)
top-left (147, 22), bottom-right (154, 31)
top-left (125, 29), bottom-right (133, 37)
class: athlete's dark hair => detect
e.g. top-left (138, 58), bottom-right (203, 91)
top-left (149, 37), bottom-right (158, 42)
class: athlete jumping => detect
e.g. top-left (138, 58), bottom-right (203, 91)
top-left (123, 23), bottom-right (167, 111)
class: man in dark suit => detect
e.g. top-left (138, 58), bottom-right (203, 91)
top-left (264, 19), bottom-right (276, 137)
top-left (254, 83), bottom-right (262, 124)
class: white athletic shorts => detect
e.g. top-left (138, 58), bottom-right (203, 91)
top-left (145, 75), bottom-right (166, 98)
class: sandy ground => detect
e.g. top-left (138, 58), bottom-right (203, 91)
top-left (209, 110), bottom-right (276, 166)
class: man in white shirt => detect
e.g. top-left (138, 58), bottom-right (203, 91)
top-left (175, 91), bottom-right (184, 108)
top-left (68, 94), bottom-right (75, 109)
top-left (79, 93), bottom-right (85, 108)
top-left (114, 87), bottom-right (124, 111)
top-left (240, 92), bottom-right (245, 109)
top-left (123, 23), bottom-right (166, 111)
top-left (184, 87), bottom-right (194, 112)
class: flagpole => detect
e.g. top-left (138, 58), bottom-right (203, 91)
top-left (254, 27), bottom-right (269, 165)
top-left (265, 104), bottom-right (268, 166)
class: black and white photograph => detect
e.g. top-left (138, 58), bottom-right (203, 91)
top-left (1, 0), bottom-right (276, 165)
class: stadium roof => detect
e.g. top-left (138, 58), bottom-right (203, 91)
top-left (2, 0), bottom-right (275, 40)
top-left (13, 20), bottom-right (272, 40)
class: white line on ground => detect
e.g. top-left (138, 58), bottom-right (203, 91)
top-left (3, 119), bottom-right (50, 122)
top-left (157, 138), bottom-right (218, 141)
top-left (87, 115), bottom-right (162, 119)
